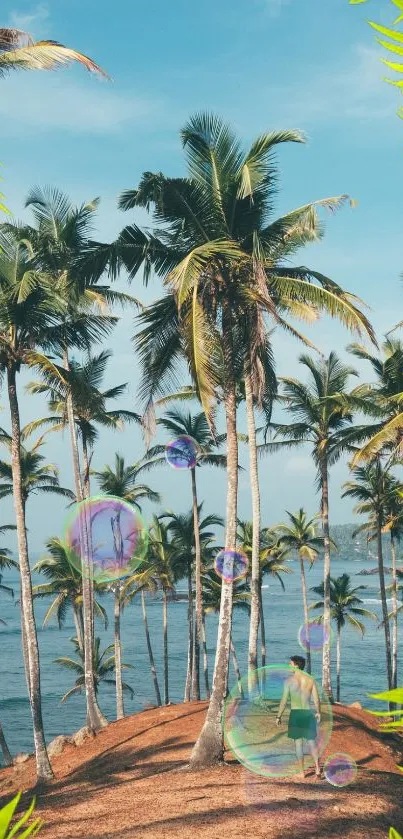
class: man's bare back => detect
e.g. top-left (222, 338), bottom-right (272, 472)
top-left (281, 670), bottom-right (321, 714)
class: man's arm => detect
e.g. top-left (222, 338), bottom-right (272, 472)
top-left (276, 682), bottom-right (290, 725)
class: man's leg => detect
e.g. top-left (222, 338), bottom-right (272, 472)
top-left (307, 737), bottom-right (321, 776)
top-left (294, 738), bottom-right (305, 777)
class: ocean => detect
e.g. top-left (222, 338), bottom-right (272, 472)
top-left (0, 557), bottom-right (397, 760)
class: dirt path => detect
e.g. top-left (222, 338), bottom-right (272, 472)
top-left (1, 702), bottom-right (403, 838)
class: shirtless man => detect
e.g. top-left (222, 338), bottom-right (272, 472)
top-left (275, 655), bottom-right (322, 779)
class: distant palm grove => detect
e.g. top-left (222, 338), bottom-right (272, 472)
top-left (2, 96), bottom-right (403, 785)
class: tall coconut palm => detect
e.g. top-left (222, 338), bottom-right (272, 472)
top-left (3, 189), bottom-right (134, 734)
top-left (0, 529), bottom-right (17, 767)
top-left (122, 561), bottom-right (162, 707)
top-left (202, 569), bottom-right (250, 696)
top-left (92, 114), bottom-right (374, 765)
top-left (162, 505), bottom-right (224, 700)
top-left (383, 495), bottom-right (403, 691)
top-left (158, 408), bottom-right (226, 699)
top-left (148, 517), bottom-right (178, 705)
top-left (0, 231), bottom-right (73, 780)
top-left (342, 461), bottom-right (400, 690)
top-left (0, 27), bottom-right (107, 76)
top-left (310, 573), bottom-right (377, 702)
top-left (237, 520), bottom-right (291, 673)
top-left (261, 353), bottom-right (361, 700)
top-left (54, 636), bottom-right (134, 704)
top-left (93, 451), bottom-right (159, 717)
top-left (274, 509), bottom-right (327, 674)
top-left (32, 537), bottom-right (108, 653)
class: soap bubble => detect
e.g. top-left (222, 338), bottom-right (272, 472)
top-left (223, 665), bottom-right (333, 779)
top-left (64, 495), bottom-right (147, 583)
top-left (214, 549), bottom-right (248, 583)
top-left (298, 622), bottom-right (331, 653)
top-left (165, 436), bottom-right (198, 469)
top-left (323, 753), bottom-right (357, 787)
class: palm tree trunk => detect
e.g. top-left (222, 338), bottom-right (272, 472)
top-left (191, 467), bottom-right (201, 701)
top-left (0, 719), bottom-right (12, 767)
top-left (141, 590), bottom-right (162, 706)
top-left (20, 606), bottom-right (31, 695)
top-left (259, 585), bottom-right (266, 691)
top-left (190, 306), bottom-right (238, 768)
top-left (81, 437), bottom-right (95, 640)
top-left (244, 372), bottom-right (261, 696)
top-left (62, 350), bottom-right (107, 731)
top-left (320, 457), bottom-right (334, 702)
top-left (73, 604), bottom-right (84, 654)
top-left (298, 553), bottom-right (311, 674)
top-left (184, 562), bottom-right (193, 702)
top-left (7, 366), bottom-right (53, 781)
top-left (336, 623), bottom-right (341, 703)
top-left (377, 516), bottom-right (392, 689)
top-left (81, 437), bottom-right (92, 499)
top-left (202, 611), bottom-right (210, 698)
top-left (163, 590), bottom-right (169, 705)
top-left (230, 636), bottom-right (244, 698)
top-left (391, 534), bottom-right (398, 691)
top-left (114, 585), bottom-right (124, 719)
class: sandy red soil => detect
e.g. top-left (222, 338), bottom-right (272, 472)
top-left (1, 701), bottom-right (403, 838)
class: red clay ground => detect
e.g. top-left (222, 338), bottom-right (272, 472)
top-left (1, 701), bottom-right (403, 838)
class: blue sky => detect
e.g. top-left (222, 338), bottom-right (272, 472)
top-left (1, 0), bottom-right (403, 551)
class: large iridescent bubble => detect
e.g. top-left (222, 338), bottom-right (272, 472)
top-left (223, 665), bottom-right (333, 779)
top-left (64, 496), bottom-right (148, 583)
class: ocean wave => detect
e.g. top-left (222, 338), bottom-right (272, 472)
top-left (362, 598), bottom-right (392, 604)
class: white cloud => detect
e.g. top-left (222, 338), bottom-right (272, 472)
top-left (271, 44), bottom-right (398, 125)
top-left (8, 4), bottom-right (49, 34)
top-left (0, 73), bottom-right (157, 135)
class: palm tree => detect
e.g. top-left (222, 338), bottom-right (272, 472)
top-left (310, 573), bottom-right (377, 702)
top-left (0, 428), bottom-right (74, 706)
top-left (54, 637), bottom-right (134, 704)
top-left (26, 350), bottom-right (140, 498)
top-left (0, 27), bottom-right (107, 76)
top-left (202, 570), bottom-right (250, 696)
top-left (273, 509), bottom-right (326, 674)
top-left (93, 452), bottom-right (160, 509)
top-left (158, 408), bottom-right (226, 700)
top-left (162, 506), bottom-right (223, 700)
top-left (8, 187), bottom-right (138, 735)
top-left (32, 537), bottom-right (108, 653)
top-left (261, 352), bottom-right (360, 700)
top-left (237, 520), bottom-right (291, 674)
top-left (148, 517), bottom-right (177, 705)
top-left (122, 562), bottom-right (162, 707)
top-left (382, 491), bottom-right (403, 693)
top-left (342, 461), bottom-right (400, 690)
top-left (0, 431), bottom-right (74, 509)
top-left (0, 230), bottom-right (75, 780)
top-left (347, 337), bottom-right (403, 463)
top-left (93, 451), bottom-right (159, 717)
top-left (0, 528), bottom-right (17, 767)
top-left (94, 114), bottom-right (373, 765)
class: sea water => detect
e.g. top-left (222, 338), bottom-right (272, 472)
top-left (0, 558), bottom-right (396, 758)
